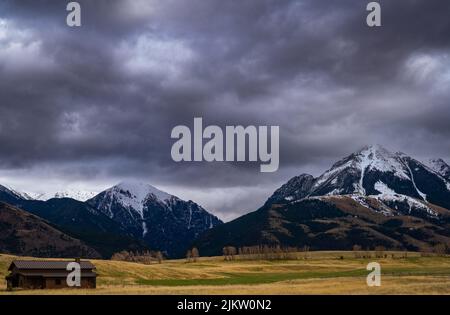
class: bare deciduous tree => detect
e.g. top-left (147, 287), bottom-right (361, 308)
top-left (191, 247), bottom-right (200, 262)
top-left (156, 251), bottom-right (163, 264)
top-left (223, 246), bottom-right (237, 261)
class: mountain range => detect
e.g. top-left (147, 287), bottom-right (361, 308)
top-left (1, 145), bottom-right (449, 259)
top-left (0, 181), bottom-right (222, 258)
top-left (195, 145), bottom-right (450, 255)
top-left (27, 190), bottom-right (98, 202)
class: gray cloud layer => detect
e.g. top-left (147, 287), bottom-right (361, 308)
top-left (1, 0), bottom-right (450, 220)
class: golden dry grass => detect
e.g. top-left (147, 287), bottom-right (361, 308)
top-left (1, 251), bottom-right (449, 295)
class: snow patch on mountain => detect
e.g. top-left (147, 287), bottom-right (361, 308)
top-left (371, 181), bottom-right (436, 216)
top-left (357, 147), bottom-right (372, 194)
top-left (373, 180), bottom-right (396, 196)
top-left (313, 161), bottom-right (351, 189)
top-left (402, 160), bottom-right (427, 201)
top-left (326, 188), bottom-right (343, 196)
top-left (350, 194), bottom-right (370, 208)
top-left (350, 194), bottom-right (394, 216)
top-left (142, 221), bottom-right (148, 237)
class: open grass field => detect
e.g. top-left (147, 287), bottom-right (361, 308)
top-left (1, 251), bottom-right (449, 294)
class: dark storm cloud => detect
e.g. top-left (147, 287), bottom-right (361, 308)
top-left (1, 0), bottom-right (450, 219)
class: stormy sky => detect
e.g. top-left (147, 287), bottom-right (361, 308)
top-left (0, 0), bottom-right (449, 221)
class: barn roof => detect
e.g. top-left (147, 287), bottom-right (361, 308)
top-left (8, 260), bottom-right (96, 271)
top-left (15, 271), bottom-right (97, 278)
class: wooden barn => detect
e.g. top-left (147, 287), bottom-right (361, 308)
top-left (5, 259), bottom-right (97, 290)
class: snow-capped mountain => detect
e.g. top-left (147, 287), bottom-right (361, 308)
top-left (195, 145), bottom-right (450, 256)
top-left (268, 144), bottom-right (450, 218)
top-left (0, 180), bottom-right (222, 258)
top-left (0, 184), bottom-right (98, 202)
top-left (87, 181), bottom-right (222, 257)
top-left (28, 190), bottom-right (98, 202)
top-left (0, 183), bottom-right (147, 258)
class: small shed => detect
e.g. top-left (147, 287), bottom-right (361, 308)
top-left (5, 259), bottom-right (97, 290)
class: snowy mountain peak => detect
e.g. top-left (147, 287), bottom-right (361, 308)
top-left (358, 144), bottom-right (390, 155)
top-left (115, 181), bottom-right (173, 202)
top-left (312, 145), bottom-right (410, 195)
top-left (87, 181), bottom-right (222, 256)
top-left (354, 144), bottom-right (410, 181)
top-left (100, 181), bottom-right (174, 218)
top-left (356, 144), bottom-right (398, 162)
